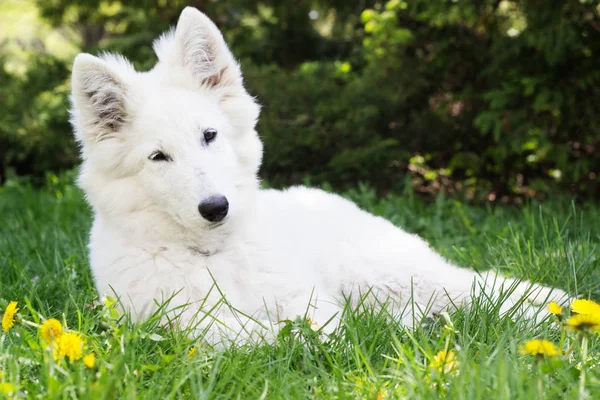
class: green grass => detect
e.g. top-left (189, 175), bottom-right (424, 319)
top-left (1, 174), bottom-right (600, 399)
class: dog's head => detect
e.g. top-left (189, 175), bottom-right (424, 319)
top-left (71, 8), bottom-right (262, 242)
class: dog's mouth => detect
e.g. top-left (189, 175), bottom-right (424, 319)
top-left (208, 220), bottom-right (226, 230)
top-left (168, 210), bottom-right (228, 232)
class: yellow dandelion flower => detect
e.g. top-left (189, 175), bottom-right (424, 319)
top-left (0, 383), bottom-right (17, 396)
top-left (40, 318), bottom-right (63, 344)
top-left (83, 353), bottom-right (95, 368)
top-left (547, 301), bottom-right (563, 315)
top-left (53, 332), bottom-right (84, 363)
top-left (567, 313), bottom-right (600, 332)
top-left (519, 339), bottom-right (560, 357)
top-left (571, 299), bottom-right (600, 315)
top-left (2, 301), bottom-right (19, 333)
top-left (188, 347), bottom-right (197, 357)
top-left (429, 349), bottom-right (459, 374)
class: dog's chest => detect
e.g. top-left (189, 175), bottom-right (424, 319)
top-left (92, 230), bottom-right (323, 318)
top-left (144, 242), bottom-right (285, 305)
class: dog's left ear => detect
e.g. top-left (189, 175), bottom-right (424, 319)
top-left (156, 7), bottom-right (243, 92)
top-left (154, 7), bottom-right (262, 171)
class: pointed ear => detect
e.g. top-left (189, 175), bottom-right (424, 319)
top-left (153, 7), bottom-right (261, 142)
top-left (157, 7), bottom-right (243, 91)
top-left (71, 53), bottom-right (131, 143)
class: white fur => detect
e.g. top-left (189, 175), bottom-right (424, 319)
top-left (71, 7), bottom-right (566, 346)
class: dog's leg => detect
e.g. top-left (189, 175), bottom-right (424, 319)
top-left (474, 271), bottom-right (569, 319)
top-left (346, 225), bottom-right (570, 324)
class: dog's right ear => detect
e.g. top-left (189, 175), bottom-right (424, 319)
top-left (71, 53), bottom-right (132, 143)
top-left (154, 7), bottom-right (244, 94)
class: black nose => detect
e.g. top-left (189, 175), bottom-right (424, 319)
top-left (198, 195), bottom-right (229, 222)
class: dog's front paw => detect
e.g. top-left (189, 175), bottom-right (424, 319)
top-left (504, 282), bottom-right (571, 324)
top-left (521, 283), bottom-right (570, 308)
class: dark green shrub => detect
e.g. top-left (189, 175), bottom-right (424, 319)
top-left (0, 54), bottom-right (76, 182)
top-left (354, 0), bottom-right (600, 198)
top-left (247, 61), bottom-right (409, 190)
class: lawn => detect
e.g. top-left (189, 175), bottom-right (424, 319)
top-left (1, 174), bottom-right (599, 399)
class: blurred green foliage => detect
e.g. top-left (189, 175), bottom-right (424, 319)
top-left (0, 0), bottom-right (598, 200)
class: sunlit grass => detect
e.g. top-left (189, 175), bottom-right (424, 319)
top-left (1, 174), bottom-right (599, 399)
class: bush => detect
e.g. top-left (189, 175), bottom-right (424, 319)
top-left (248, 61), bottom-right (408, 190)
top-left (0, 54), bottom-right (76, 182)
top-left (352, 0), bottom-right (600, 198)
top-left (255, 0), bottom-right (600, 199)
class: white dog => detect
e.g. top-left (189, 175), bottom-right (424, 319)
top-left (70, 7), bottom-right (565, 346)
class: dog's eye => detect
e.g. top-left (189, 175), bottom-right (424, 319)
top-left (204, 128), bottom-right (217, 144)
top-left (149, 151), bottom-right (171, 162)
